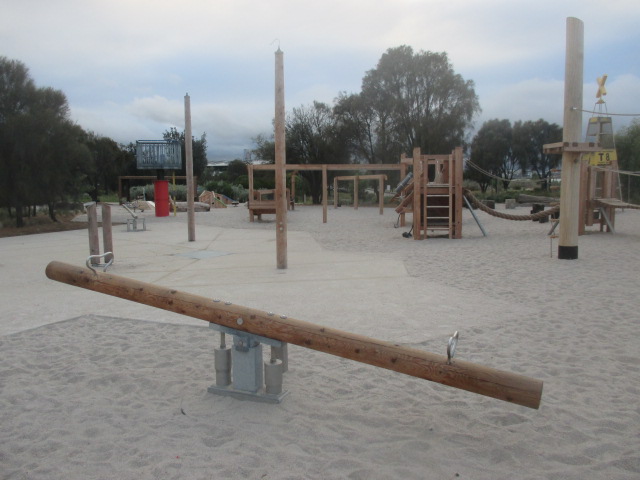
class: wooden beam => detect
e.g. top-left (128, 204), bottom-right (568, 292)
top-left (333, 175), bottom-right (387, 181)
top-left (252, 164), bottom-right (404, 172)
top-left (45, 261), bottom-right (543, 409)
top-left (401, 154), bottom-right (450, 164)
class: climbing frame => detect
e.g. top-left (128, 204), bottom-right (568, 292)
top-left (395, 147), bottom-right (464, 239)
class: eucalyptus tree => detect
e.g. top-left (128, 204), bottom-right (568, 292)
top-left (512, 119), bottom-right (562, 190)
top-left (615, 119), bottom-right (640, 202)
top-left (336, 45), bottom-right (480, 164)
top-left (163, 127), bottom-right (208, 179)
top-left (468, 119), bottom-right (516, 191)
top-left (285, 101), bottom-right (350, 204)
top-left (0, 58), bottom-right (87, 226)
top-left (0, 57), bottom-right (35, 225)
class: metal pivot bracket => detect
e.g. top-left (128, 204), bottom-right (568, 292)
top-left (208, 321), bottom-right (289, 404)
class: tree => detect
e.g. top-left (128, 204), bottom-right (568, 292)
top-left (38, 120), bottom-right (91, 221)
top-left (0, 58), bottom-right (86, 226)
top-left (252, 134), bottom-right (276, 163)
top-left (616, 119), bottom-right (640, 202)
top-left (163, 127), bottom-right (208, 179)
top-left (84, 133), bottom-right (124, 201)
top-left (468, 119), bottom-right (515, 191)
top-left (512, 119), bottom-right (562, 190)
top-left (351, 45), bottom-right (480, 158)
top-left (225, 159), bottom-right (249, 183)
top-left (285, 101), bottom-right (350, 204)
top-left (334, 90), bottom-right (396, 164)
top-left (0, 57), bottom-right (36, 226)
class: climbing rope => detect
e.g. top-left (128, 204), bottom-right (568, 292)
top-left (463, 189), bottom-right (560, 221)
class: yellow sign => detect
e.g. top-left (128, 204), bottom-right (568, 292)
top-left (583, 149), bottom-right (617, 166)
top-left (596, 74), bottom-right (608, 104)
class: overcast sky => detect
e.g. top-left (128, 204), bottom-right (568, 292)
top-left (3, 0), bottom-right (639, 161)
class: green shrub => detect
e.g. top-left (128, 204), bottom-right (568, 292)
top-left (130, 184), bottom-right (155, 201)
top-left (204, 180), bottom-right (248, 203)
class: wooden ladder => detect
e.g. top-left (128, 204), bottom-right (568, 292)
top-left (423, 157), bottom-right (453, 238)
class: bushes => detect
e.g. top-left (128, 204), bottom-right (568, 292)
top-left (129, 183), bottom-right (230, 202)
top-left (204, 180), bottom-right (248, 203)
top-left (129, 184), bottom-right (188, 201)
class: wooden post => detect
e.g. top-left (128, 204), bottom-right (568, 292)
top-left (602, 168), bottom-right (614, 232)
top-left (274, 48), bottom-right (287, 269)
top-left (579, 161), bottom-right (588, 234)
top-left (248, 165), bottom-right (255, 222)
top-left (412, 148), bottom-right (422, 240)
top-left (379, 176), bottom-right (384, 215)
top-left (558, 17), bottom-right (584, 259)
top-left (400, 161), bottom-right (407, 227)
top-left (453, 147), bottom-right (464, 239)
top-left (45, 260), bottom-right (543, 409)
top-left (87, 203), bottom-right (100, 265)
top-left (333, 175), bottom-right (338, 209)
top-left (291, 171), bottom-right (296, 210)
top-left (322, 165), bottom-right (328, 223)
top-left (101, 204), bottom-right (113, 262)
top-left (185, 94), bottom-right (195, 242)
top-left (354, 175), bottom-right (359, 209)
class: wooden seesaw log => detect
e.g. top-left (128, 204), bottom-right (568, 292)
top-left (45, 261), bottom-right (543, 409)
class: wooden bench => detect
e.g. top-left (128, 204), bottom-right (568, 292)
top-left (248, 189), bottom-right (292, 221)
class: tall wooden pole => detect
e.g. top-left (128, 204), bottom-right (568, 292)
top-left (322, 165), bottom-right (328, 223)
top-left (45, 261), bottom-right (543, 409)
top-left (185, 94), bottom-right (196, 242)
top-left (275, 48), bottom-right (288, 269)
top-left (101, 204), bottom-right (113, 262)
top-left (558, 17), bottom-right (584, 259)
top-left (87, 203), bottom-right (100, 265)
top-left (412, 147), bottom-right (422, 240)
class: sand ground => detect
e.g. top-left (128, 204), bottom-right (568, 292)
top-left (1, 202), bottom-right (639, 479)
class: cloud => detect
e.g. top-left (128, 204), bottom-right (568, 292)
top-left (478, 78), bottom-right (564, 126)
top-left (5, 0), bottom-right (640, 160)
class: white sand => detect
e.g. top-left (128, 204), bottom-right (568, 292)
top-left (1, 203), bottom-right (639, 479)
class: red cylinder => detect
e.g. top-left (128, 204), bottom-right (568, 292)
top-left (154, 180), bottom-right (170, 217)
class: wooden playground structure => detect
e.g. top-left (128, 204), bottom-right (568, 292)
top-left (247, 147), bottom-right (466, 239)
top-left (394, 147), bottom-right (464, 239)
top-left (247, 163), bottom-right (405, 223)
top-left (199, 190), bottom-right (238, 209)
top-left (333, 174), bottom-right (387, 214)
top-left (544, 118), bottom-right (640, 236)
